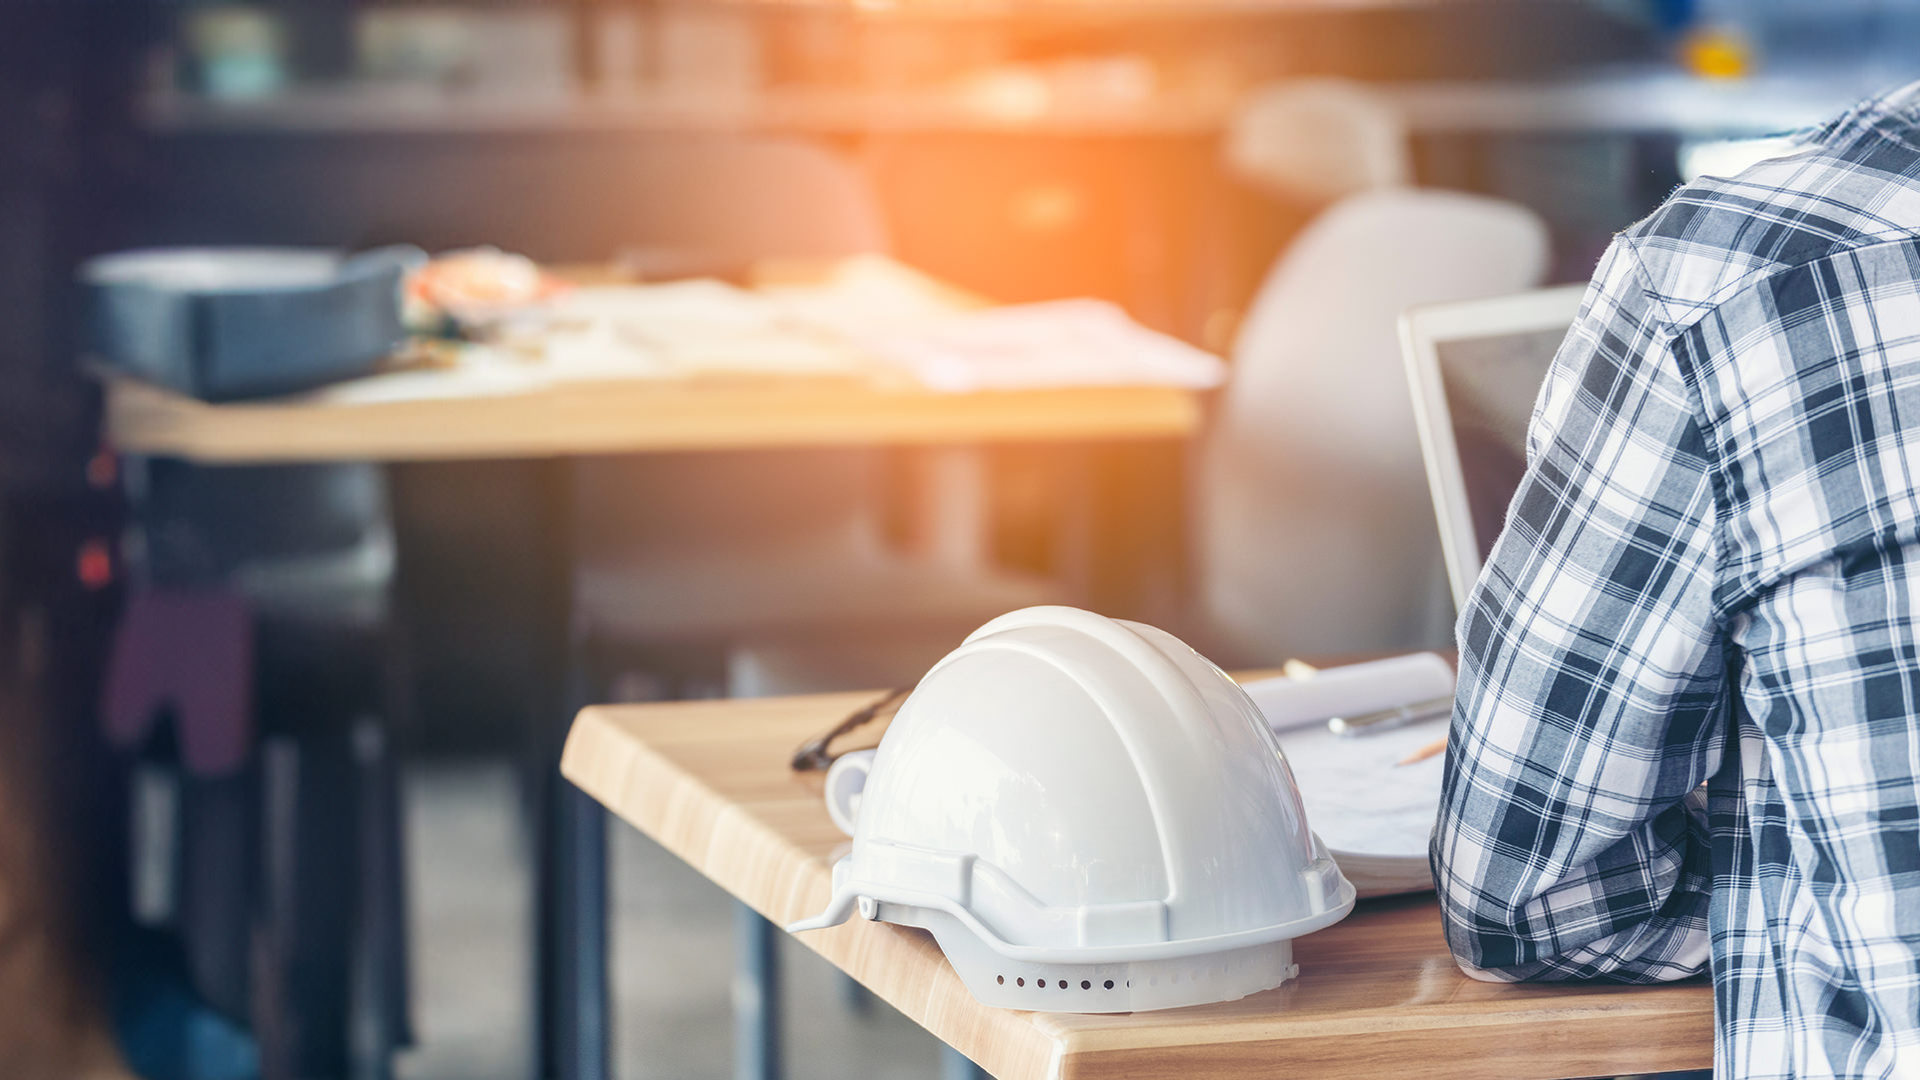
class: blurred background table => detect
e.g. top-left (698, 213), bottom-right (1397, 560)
top-left (101, 373), bottom-right (1202, 463)
top-left (92, 262), bottom-right (1214, 1080)
top-left (561, 685), bottom-right (1716, 1080)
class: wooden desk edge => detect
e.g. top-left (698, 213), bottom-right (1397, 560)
top-left (103, 377), bottom-right (1205, 463)
top-left (561, 700), bottom-right (1714, 1080)
top-left (562, 705), bottom-right (1070, 1078)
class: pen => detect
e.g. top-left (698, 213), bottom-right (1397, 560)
top-left (1281, 658), bottom-right (1320, 681)
top-left (1396, 736), bottom-right (1449, 767)
top-left (1326, 695), bottom-right (1454, 737)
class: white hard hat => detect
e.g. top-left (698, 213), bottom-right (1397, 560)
top-left (789, 606), bottom-right (1355, 1013)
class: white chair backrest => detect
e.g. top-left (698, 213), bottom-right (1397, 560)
top-left (1225, 80), bottom-right (1412, 206)
top-left (1198, 188), bottom-right (1550, 660)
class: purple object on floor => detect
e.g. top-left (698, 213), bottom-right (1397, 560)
top-left (103, 588), bottom-right (255, 776)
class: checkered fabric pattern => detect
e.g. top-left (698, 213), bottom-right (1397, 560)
top-left (1433, 80), bottom-right (1920, 1079)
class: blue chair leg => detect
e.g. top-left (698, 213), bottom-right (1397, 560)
top-left (732, 903), bottom-right (782, 1080)
top-left (349, 719), bottom-right (400, 1080)
top-left (257, 738), bottom-right (300, 1080)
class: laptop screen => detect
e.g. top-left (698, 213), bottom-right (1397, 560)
top-left (1432, 325), bottom-right (1570, 568)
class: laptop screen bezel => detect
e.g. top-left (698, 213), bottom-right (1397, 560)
top-left (1399, 284), bottom-right (1585, 613)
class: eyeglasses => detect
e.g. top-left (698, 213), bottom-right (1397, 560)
top-left (789, 687), bottom-right (907, 772)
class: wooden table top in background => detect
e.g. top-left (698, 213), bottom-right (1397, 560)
top-left (98, 258), bottom-right (1205, 464)
top-left (103, 376), bottom-right (1202, 464)
top-left (561, 686), bottom-right (1714, 1080)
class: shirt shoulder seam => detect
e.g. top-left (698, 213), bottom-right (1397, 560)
top-left (1633, 225), bottom-right (1920, 332)
top-left (1613, 232), bottom-right (1735, 628)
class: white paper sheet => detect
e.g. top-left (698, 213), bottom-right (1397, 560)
top-left (1242, 653), bottom-right (1455, 731)
top-left (1248, 655), bottom-right (1455, 896)
top-left (866, 299), bottom-right (1228, 392)
top-left (1276, 719), bottom-right (1445, 860)
top-left (760, 255), bottom-right (966, 337)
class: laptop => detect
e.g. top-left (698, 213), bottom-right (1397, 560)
top-left (1399, 285), bottom-right (1585, 611)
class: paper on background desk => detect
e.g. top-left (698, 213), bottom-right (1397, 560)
top-left (759, 254), bottom-right (970, 337)
top-left (322, 257), bottom-right (1226, 393)
top-left (487, 288), bottom-right (1227, 389)
top-left (867, 299), bottom-right (1229, 393)
top-left (316, 360), bottom-right (550, 403)
top-left (519, 281), bottom-right (876, 380)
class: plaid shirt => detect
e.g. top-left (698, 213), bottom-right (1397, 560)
top-left (1433, 81), bottom-right (1920, 1079)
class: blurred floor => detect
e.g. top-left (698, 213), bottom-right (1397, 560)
top-left (397, 760), bottom-right (943, 1080)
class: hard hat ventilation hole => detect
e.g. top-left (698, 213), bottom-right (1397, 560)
top-left (1080, 980), bottom-right (1091, 990)
top-left (1104, 980), bottom-right (1115, 990)
top-left (996, 976), bottom-right (1004, 985)
top-left (1016, 978), bottom-right (1025, 987)
top-left (1057, 980), bottom-right (1068, 989)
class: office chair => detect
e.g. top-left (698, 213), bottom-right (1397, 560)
top-left (1225, 79), bottom-right (1414, 206)
top-left (1194, 188), bottom-right (1550, 663)
top-left (529, 138), bottom-right (1050, 677)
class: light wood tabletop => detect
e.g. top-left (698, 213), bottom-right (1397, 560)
top-left (561, 686), bottom-right (1715, 1080)
top-left (98, 258), bottom-right (1206, 465)
top-left (101, 376), bottom-right (1202, 464)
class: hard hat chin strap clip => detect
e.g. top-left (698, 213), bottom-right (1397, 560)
top-left (785, 888), bottom-right (860, 934)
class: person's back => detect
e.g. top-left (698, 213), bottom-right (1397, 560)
top-left (1433, 82), bottom-right (1920, 1079)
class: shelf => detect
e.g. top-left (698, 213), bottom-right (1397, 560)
top-left (1386, 70), bottom-right (1888, 136)
top-left (654, 0), bottom-right (1457, 14)
top-left (142, 69), bottom-right (1898, 140)
top-left (140, 85), bottom-right (1234, 137)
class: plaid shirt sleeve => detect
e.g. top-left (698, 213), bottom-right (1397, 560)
top-left (1431, 236), bottom-right (1729, 983)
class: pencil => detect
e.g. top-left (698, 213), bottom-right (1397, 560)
top-left (1396, 736), bottom-right (1448, 767)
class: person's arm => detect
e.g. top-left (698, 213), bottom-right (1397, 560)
top-left (1431, 237), bottom-right (1729, 983)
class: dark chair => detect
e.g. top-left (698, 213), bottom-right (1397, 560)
top-left (108, 460), bottom-right (411, 1080)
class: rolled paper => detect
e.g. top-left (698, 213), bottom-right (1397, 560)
top-left (1241, 653), bottom-right (1456, 733)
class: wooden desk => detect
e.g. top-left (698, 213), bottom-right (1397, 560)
top-left (103, 375), bottom-right (1202, 464)
top-left (100, 256), bottom-right (1205, 464)
top-left (561, 688), bottom-right (1715, 1080)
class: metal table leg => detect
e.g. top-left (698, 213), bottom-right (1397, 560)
top-left (556, 781), bottom-right (610, 1080)
top-left (528, 459), bottom-right (610, 1080)
top-left (349, 718), bottom-right (400, 1080)
top-left (733, 903), bottom-right (782, 1080)
top-left (940, 1044), bottom-right (989, 1080)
